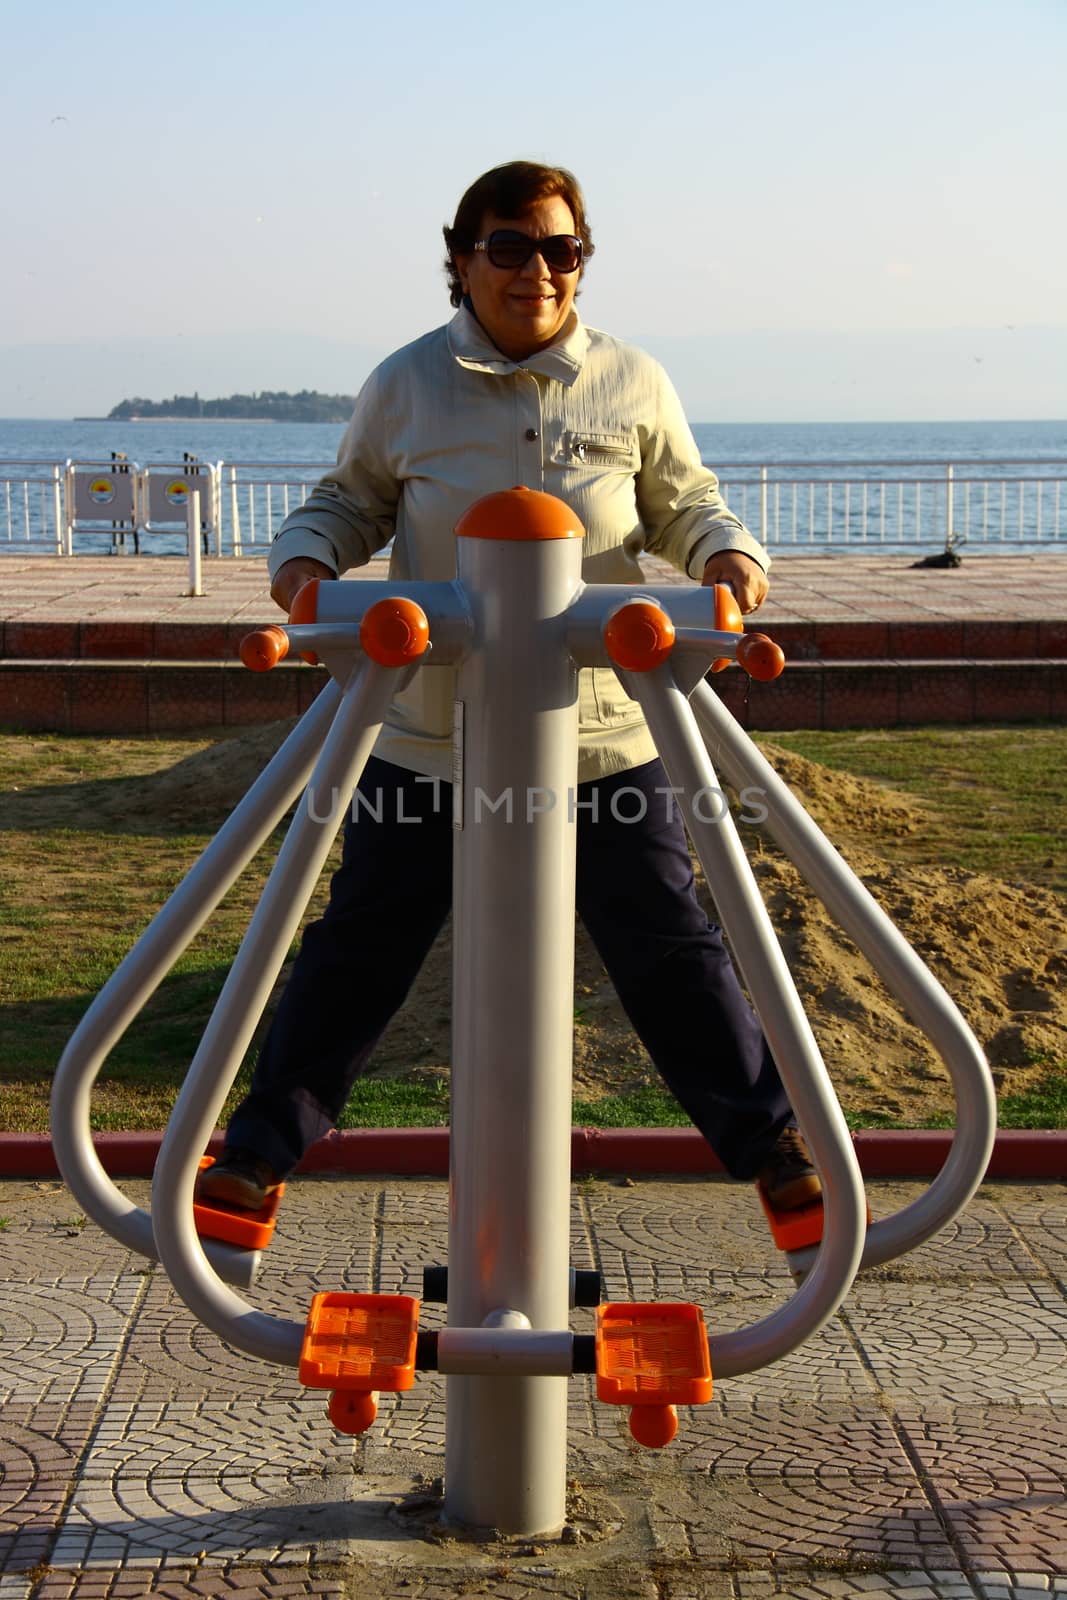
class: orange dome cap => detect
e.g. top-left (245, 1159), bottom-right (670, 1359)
top-left (455, 486), bottom-right (583, 541)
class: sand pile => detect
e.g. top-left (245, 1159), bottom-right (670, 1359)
top-left (62, 718), bottom-right (1065, 1120)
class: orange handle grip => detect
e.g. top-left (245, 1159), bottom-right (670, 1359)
top-left (710, 583), bottom-right (744, 673)
top-left (239, 625), bottom-right (290, 672)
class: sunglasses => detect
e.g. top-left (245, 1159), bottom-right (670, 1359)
top-left (472, 229), bottom-right (583, 273)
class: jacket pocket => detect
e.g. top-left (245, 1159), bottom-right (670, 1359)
top-left (585, 665), bottom-right (644, 728)
top-left (555, 429), bottom-right (639, 468)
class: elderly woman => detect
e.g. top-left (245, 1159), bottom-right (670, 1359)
top-left (199, 160), bottom-right (819, 1216)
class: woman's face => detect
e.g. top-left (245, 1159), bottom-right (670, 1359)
top-left (454, 193), bottom-right (581, 362)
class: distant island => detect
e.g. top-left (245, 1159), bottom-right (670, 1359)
top-left (106, 389), bottom-right (356, 423)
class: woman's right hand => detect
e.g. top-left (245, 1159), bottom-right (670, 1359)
top-left (270, 556), bottom-right (335, 615)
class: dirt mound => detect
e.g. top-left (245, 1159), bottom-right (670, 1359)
top-left (743, 849), bottom-right (1067, 1118)
top-left (85, 718), bottom-right (1066, 1121)
top-left (136, 719), bottom-right (304, 826)
top-left (137, 723), bottom-right (930, 837)
top-left (755, 742), bottom-right (930, 838)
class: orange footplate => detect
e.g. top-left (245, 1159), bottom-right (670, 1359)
top-left (595, 1302), bottom-right (712, 1449)
top-left (756, 1184), bottom-right (825, 1252)
top-left (299, 1292), bottom-right (421, 1435)
top-left (193, 1156), bottom-right (285, 1251)
top-left (757, 1186), bottom-right (871, 1253)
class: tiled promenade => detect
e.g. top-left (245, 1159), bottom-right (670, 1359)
top-left (2, 1172), bottom-right (1067, 1599)
top-left (0, 551), bottom-right (1065, 731)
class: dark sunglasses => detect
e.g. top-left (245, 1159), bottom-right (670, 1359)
top-left (473, 229), bottom-right (583, 273)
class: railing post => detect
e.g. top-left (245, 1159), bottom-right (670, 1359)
top-left (53, 466), bottom-right (65, 555)
top-left (760, 464), bottom-right (769, 545)
top-left (63, 463), bottom-right (74, 556)
top-left (213, 465), bottom-right (223, 558)
top-left (229, 465), bottom-right (243, 557)
top-left (945, 464), bottom-right (954, 549)
top-left (186, 490), bottom-right (203, 597)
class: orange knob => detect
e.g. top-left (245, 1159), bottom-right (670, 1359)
top-left (359, 597), bottom-right (430, 667)
top-left (604, 600), bottom-right (675, 672)
top-left (239, 625), bottom-right (289, 672)
top-left (328, 1390), bottom-right (378, 1435)
top-left (736, 633), bottom-right (785, 681)
top-left (628, 1404), bottom-right (679, 1448)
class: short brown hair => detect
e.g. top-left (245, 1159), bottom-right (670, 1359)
top-left (442, 160), bottom-right (595, 307)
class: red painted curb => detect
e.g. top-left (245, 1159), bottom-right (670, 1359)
top-left (3, 1128), bottom-right (1065, 1180)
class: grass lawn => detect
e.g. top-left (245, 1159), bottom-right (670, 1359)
top-left (2, 722), bottom-right (1064, 1133)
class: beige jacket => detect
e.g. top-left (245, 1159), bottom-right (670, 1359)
top-left (269, 306), bottom-right (768, 782)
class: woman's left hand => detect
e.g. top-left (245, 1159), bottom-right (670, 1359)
top-left (701, 550), bottom-right (769, 614)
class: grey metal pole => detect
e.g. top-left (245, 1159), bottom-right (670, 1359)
top-left (445, 489), bottom-right (583, 1537)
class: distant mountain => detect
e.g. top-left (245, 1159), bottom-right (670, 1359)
top-left (107, 389), bottom-right (356, 423)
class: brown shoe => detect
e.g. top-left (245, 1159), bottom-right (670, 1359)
top-left (757, 1127), bottom-right (822, 1212)
top-left (196, 1147), bottom-right (280, 1212)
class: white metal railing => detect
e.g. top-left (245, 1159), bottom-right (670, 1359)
top-left (716, 460), bottom-right (1067, 549)
top-left (1, 461), bottom-right (65, 553)
top-left (0, 457), bottom-right (1064, 555)
top-left (220, 461), bottom-right (326, 555)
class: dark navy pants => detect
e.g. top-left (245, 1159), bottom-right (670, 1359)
top-left (226, 756), bottom-right (794, 1179)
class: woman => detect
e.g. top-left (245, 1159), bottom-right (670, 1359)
top-left (199, 161), bottom-right (819, 1216)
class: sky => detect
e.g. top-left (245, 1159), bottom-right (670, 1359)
top-left (2, 0), bottom-right (1065, 421)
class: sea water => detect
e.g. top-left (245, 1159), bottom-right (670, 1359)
top-left (1, 416), bottom-right (1064, 556)
top-left (2, 415), bottom-right (1065, 471)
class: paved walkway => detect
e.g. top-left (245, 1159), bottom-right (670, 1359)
top-left (3, 1171), bottom-right (1066, 1599)
top-left (1, 551), bottom-right (1066, 643)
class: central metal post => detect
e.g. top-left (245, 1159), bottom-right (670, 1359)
top-left (445, 491), bottom-right (583, 1535)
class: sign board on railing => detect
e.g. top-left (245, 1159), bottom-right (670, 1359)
top-left (67, 460), bottom-right (138, 528)
top-left (140, 461), bottom-right (220, 532)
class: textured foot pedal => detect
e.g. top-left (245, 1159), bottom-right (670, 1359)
top-left (595, 1302), bottom-right (712, 1448)
top-left (299, 1293), bottom-right (421, 1435)
top-left (756, 1184), bottom-right (826, 1251)
top-left (193, 1156), bottom-right (284, 1250)
top-left (757, 1186), bottom-right (871, 1253)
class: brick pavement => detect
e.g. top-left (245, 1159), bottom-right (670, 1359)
top-left (2, 1173), bottom-right (1066, 1599)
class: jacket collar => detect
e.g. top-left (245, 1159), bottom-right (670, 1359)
top-left (446, 302), bottom-right (589, 385)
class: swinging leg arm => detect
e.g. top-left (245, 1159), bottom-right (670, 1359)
top-left (689, 679), bottom-right (996, 1271)
top-left (49, 683), bottom-right (342, 1281)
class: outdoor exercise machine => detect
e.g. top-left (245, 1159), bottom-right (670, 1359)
top-left (51, 487), bottom-right (996, 1539)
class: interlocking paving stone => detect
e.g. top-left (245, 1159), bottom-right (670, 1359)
top-left (991, 1186), bottom-right (1067, 1281)
top-left (637, 1467), bottom-right (960, 1569)
top-left (583, 1177), bottom-right (786, 1279)
top-left (853, 1185), bottom-right (1053, 1284)
top-left (842, 1282), bottom-right (1067, 1407)
top-left (0, 1278), bottom-right (146, 1413)
top-left (0, 1411), bottom-right (80, 1573)
top-left (4, 1176), bottom-right (1067, 1596)
top-left (32, 1571), bottom-right (351, 1598)
top-left (897, 1407), bottom-right (1067, 1575)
